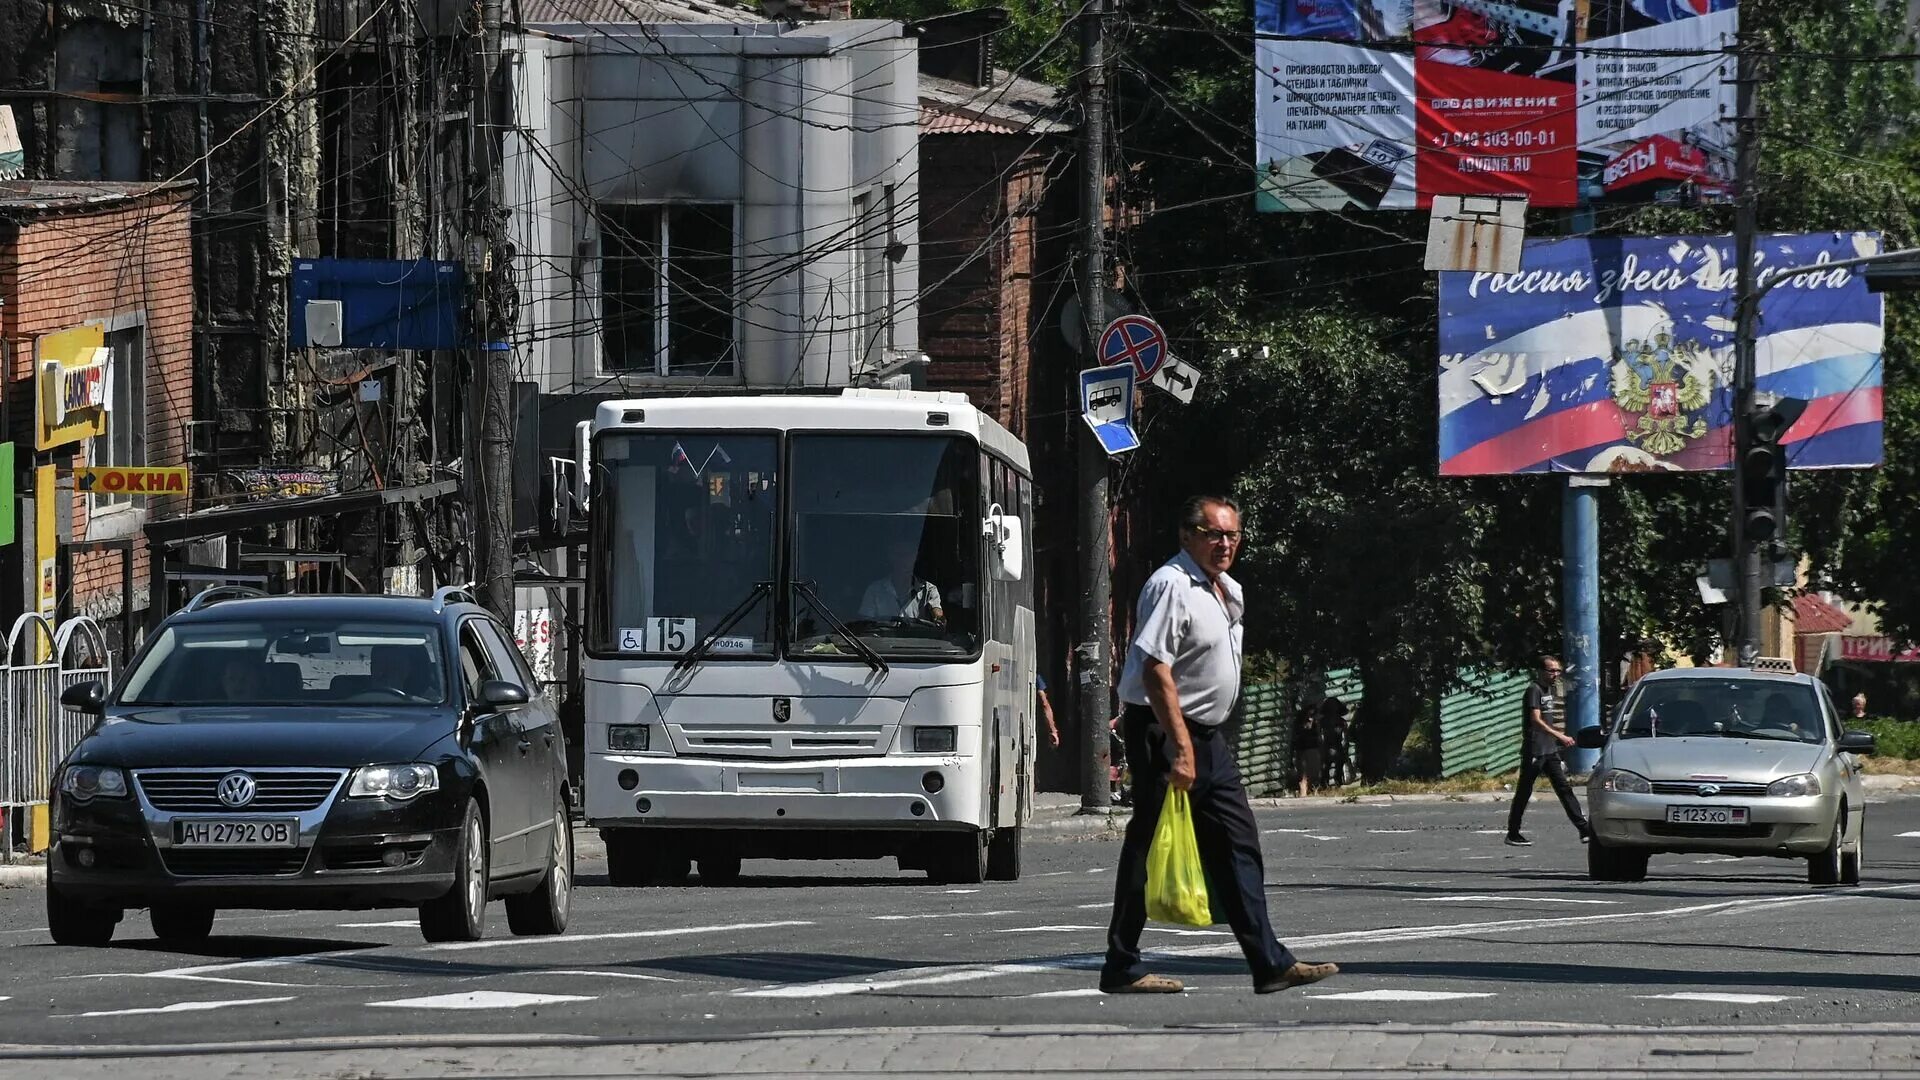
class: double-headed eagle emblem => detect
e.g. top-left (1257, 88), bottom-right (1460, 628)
top-left (1609, 329), bottom-right (1715, 456)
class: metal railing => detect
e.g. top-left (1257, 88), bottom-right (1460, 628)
top-left (1, 614), bottom-right (113, 861)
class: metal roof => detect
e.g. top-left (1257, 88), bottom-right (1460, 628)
top-left (0, 180), bottom-right (194, 217)
top-left (514, 0), bottom-right (760, 25)
top-left (920, 72), bottom-right (1070, 136)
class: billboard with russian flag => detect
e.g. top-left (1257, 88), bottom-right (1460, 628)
top-left (1438, 233), bottom-right (1884, 476)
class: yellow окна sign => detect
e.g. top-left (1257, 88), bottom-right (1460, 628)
top-left (75, 466), bottom-right (189, 496)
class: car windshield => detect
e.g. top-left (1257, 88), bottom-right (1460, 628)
top-left (788, 434), bottom-right (981, 660)
top-left (1619, 679), bottom-right (1826, 744)
top-left (119, 620), bottom-right (449, 707)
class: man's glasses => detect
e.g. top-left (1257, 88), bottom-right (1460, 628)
top-left (1190, 526), bottom-right (1243, 545)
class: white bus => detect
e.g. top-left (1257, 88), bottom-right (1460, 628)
top-left (579, 390), bottom-right (1037, 884)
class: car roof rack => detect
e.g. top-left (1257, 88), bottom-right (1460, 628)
top-left (1749, 656), bottom-right (1796, 674)
top-left (433, 584), bottom-right (479, 611)
top-left (181, 584), bottom-right (269, 614)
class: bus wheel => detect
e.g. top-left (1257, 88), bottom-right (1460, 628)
top-left (985, 827), bottom-right (1022, 881)
top-left (931, 830), bottom-right (988, 885)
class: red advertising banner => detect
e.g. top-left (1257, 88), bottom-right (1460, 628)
top-left (1415, 63), bottom-right (1577, 206)
top-left (1840, 636), bottom-right (1920, 664)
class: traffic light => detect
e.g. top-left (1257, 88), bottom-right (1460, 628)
top-left (1740, 397), bottom-right (1808, 541)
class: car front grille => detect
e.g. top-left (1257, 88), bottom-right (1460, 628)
top-left (1646, 821), bottom-right (1775, 839)
top-left (1649, 781), bottom-right (1771, 797)
top-left (135, 769), bottom-right (347, 813)
top-left (161, 848), bottom-right (311, 876)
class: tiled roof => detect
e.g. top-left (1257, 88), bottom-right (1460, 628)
top-left (514, 0), bottom-right (759, 25)
top-left (920, 72), bottom-right (1071, 136)
top-left (1792, 592), bottom-right (1854, 635)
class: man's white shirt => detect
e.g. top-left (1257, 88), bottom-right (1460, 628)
top-left (859, 576), bottom-right (943, 622)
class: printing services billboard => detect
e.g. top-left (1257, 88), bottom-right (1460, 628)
top-left (1438, 233), bottom-right (1885, 476)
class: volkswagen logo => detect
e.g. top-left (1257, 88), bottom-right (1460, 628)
top-left (1696, 783), bottom-right (1721, 798)
top-left (217, 771), bottom-right (258, 808)
top-left (772, 698), bottom-right (791, 724)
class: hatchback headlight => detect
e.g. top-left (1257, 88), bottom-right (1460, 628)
top-left (1600, 769), bottom-right (1651, 794)
top-left (59, 764), bottom-right (128, 802)
top-left (349, 763), bottom-right (440, 800)
top-left (1767, 773), bottom-right (1822, 798)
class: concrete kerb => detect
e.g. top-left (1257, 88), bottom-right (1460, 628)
top-left (0, 858), bottom-right (44, 888)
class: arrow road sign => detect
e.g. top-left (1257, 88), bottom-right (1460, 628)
top-left (1080, 365), bottom-right (1140, 456)
top-left (1098, 315), bottom-right (1168, 381)
top-left (1151, 356), bottom-right (1201, 405)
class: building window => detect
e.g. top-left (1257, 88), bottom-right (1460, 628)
top-left (91, 325), bottom-right (146, 512)
top-left (600, 203), bottom-right (737, 377)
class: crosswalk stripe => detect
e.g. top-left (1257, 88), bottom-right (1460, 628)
top-left (1638, 992), bottom-right (1796, 1004)
top-left (72, 996), bottom-right (295, 1019)
top-left (368, 991), bottom-right (595, 1010)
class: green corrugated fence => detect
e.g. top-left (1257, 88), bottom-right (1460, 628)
top-left (1230, 669), bottom-right (1363, 796)
top-left (1438, 669), bottom-right (1530, 778)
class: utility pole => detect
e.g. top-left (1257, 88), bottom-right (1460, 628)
top-left (1728, 29), bottom-right (1762, 665)
top-left (468, 0), bottom-right (514, 622)
top-left (1076, 0), bottom-right (1114, 813)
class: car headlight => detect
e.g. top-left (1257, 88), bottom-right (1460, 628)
top-left (349, 763), bottom-right (441, 800)
top-left (607, 724), bottom-right (650, 752)
top-left (1767, 773), bottom-right (1822, 798)
top-left (913, 727), bottom-right (957, 754)
top-left (59, 765), bottom-right (129, 802)
top-left (1600, 769), bottom-right (1651, 794)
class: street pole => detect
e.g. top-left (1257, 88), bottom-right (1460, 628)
top-left (1562, 478), bottom-right (1601, 774)
top-left (1076, 0), bottom-right (1114, 813)
top-left (1729, 29), bottom-right (1762, 666)
top-left (468, 0), bottom-right (514, 622)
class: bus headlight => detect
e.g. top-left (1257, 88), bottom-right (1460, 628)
top-left (608, 725), bottom-right (650, 752)
top-left (912, 727), bottom-right (956, 754)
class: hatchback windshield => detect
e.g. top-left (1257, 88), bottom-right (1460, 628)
top-left (120, 620), bottom-right (449, 706)
top-left (1620, 679), bottom-right (1826, 744)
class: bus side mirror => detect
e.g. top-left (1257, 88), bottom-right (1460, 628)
top-left (984, 513), bottom-right (1024, 581)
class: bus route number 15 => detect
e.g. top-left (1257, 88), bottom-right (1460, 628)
top-left (619, 618), bottom-right (697, 653)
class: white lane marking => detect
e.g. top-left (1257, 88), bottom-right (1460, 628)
top-left (1465, 856), bottom-right (1500, 860)
top-left (1639, 992), bottom-right (1796, 1004)
top-left (132, 921), bottom-right (814, 981)
top-left (1313, 990), bottom-right (1497, 1002)
top-left (1022, 988), bottom-right (1106, 998)
top-left (735, 961), bottom-right (1086, 998)
top-left (1075, 902), bottom-right (1110, 909)
top-left (369, 991), bottom-right (593, 1011)
top-left (994, 925), bottom-right (1101, 934)
top-left (338, 920), bottom-right (420, 928)
top-left (1263, 828), bottom-right (1314, 834)
top-left (1424, 895), bottom-right (1621, 906)
top-left (1474, 830), bottom-right (1508, 835)
top-left (1693, 857), bottom-right (1742, 864)
top-left (1148, 927), bottom-right (1231, 936)
top-left (57, 972), bottom-right (312, 988)
top-left (1086, 868), bottom-right (1107, 874)
top-left (0, 997), bottom-right (10, 1002)
top-left (872, 910), bottom-right (1020, 922)
top-left (72, 996), bottom-right (295, 1019)
top-left (1032, 871), bottom-right (1077, 878)
top-left (1369, 829), bottom-right (1418, 834)
top-left (532, 970), bottom-right (675, 983)
top-left (1898, 831), bottom-right (1920, 838)
top-left (945, 889), bottom-right (980, 895)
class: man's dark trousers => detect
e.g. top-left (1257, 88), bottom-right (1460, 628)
top-left (1103, 704), bottom-right (1295, 988)
top-left (1506, 749), bottom-right (1587, 835)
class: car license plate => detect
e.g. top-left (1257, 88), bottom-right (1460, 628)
top-left (173, 819), bottom-right (298, 848)
top-left (1665, 805), bottom-right (1748, 826)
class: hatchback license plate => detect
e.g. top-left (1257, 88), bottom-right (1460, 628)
top-left (173, 819), bottom-right (297, 848)
top-left (1665, 805), bottom-right (1748, 826)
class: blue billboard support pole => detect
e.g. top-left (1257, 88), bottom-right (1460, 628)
top-left (1563, 477), bottom-right (1602, 774)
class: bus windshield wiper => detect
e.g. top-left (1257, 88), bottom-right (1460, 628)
top-left (671, 581), bottom-right (774, 677)
top-left (791, 580), bottom-right (889, 675)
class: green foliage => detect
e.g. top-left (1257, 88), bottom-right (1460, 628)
top-left (1855, 717), bottom-right (1920, 759)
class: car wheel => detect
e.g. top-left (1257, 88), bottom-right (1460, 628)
top-left (985, 827), bottom-right (1022, 881)
top-left (1841, 818), bottom-right (1863, 886)
top-left (421, 797), bottom-right (489, 942)
top-left (698, 853), bottom-right (742, 885)
top-left (150, 904), bottom-right (216, 944)
top-left (1807, 817), bottom-right (1844, 886)
top-left (46, 877), bottom-right (118, 947)
top-left (506, 797), bottom-right (573, 936)
top-left (930, 829), bottom-right (988, 885)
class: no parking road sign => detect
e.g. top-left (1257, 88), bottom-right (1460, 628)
top-left (1099, 315), bottom-right (1168, 381)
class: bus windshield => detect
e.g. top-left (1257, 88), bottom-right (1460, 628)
top-left (789, 434), bottom-right (980, 660)
top-left (593, 431), bottom-right (780, 656)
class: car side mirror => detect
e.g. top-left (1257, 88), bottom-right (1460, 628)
top-left (61, 680), bottom-right (106, 715)
top-left (477, 679), bottom-right (530, 711)
top-left (1838, 731), bottom-right (1876, 755)
top-left (1574, 725), bottom-right (1608, 750)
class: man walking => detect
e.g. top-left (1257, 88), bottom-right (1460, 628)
top-left (1505, 655), bottom-right (1589, 847)
top-left (1101, 495), bottom-right (1337, 995)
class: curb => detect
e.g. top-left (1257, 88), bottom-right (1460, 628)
top-left (0, 861), bottom-right (44, 888)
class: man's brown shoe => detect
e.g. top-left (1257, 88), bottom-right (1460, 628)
top-left (1100, 973), bottom-right (1185, 994)
top-left (1255, 960), bottom-right (1339, 994)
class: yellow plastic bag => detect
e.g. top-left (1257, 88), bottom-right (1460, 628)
top-left (1145, 788), bottom-right (1211, 926)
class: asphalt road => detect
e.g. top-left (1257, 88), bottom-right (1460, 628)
top-left (2, 796), bottom-right (1918, 1066)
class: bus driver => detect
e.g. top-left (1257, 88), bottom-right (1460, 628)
top-left (859, 536), bottom-right (944, 625)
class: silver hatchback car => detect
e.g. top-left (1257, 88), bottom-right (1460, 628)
top-left (1577, 668), bottom-right (1876, 886)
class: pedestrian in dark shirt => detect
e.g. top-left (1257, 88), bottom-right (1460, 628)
top-left (1505, 655), bottom-right (1590, 847)
top-left (1292, 705), bottom-right (1323, 798)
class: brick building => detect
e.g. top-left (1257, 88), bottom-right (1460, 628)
top-left (0, 181), bottom-right (196, 651)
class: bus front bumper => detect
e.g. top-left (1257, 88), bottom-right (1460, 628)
top-left (585, 754), bottom-right (984, 829)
